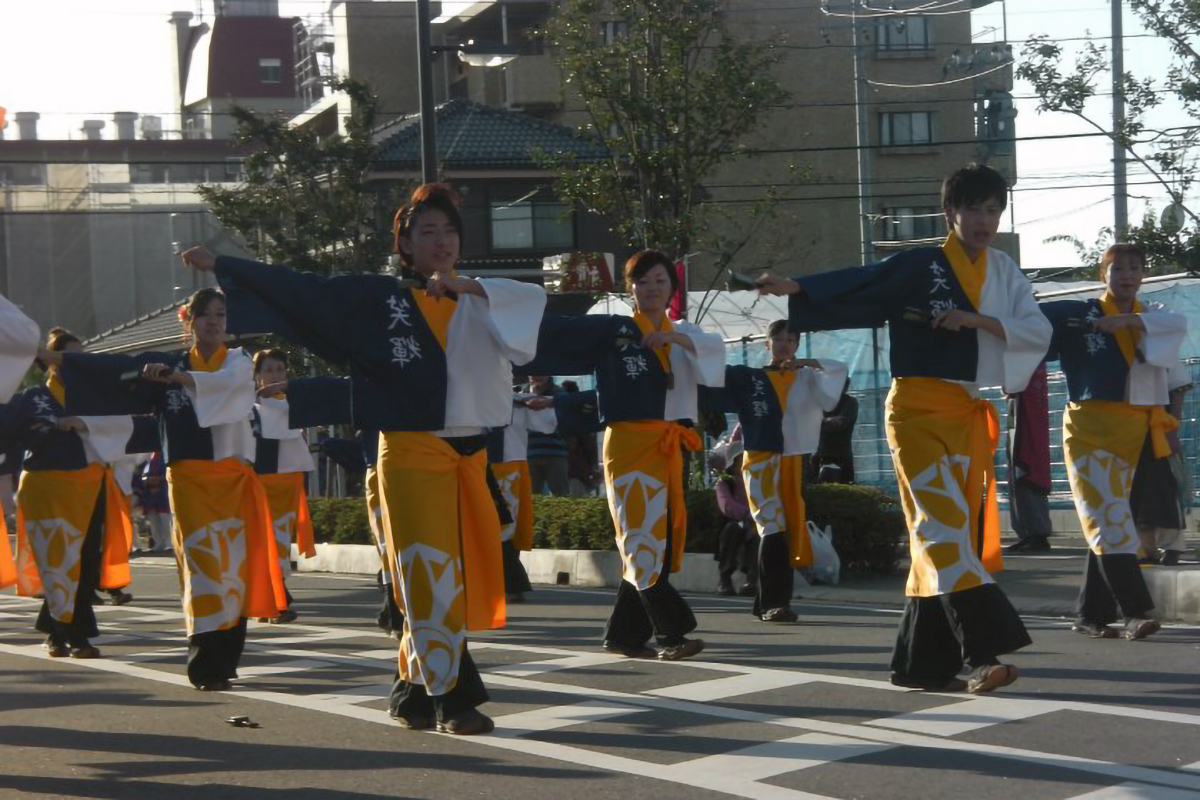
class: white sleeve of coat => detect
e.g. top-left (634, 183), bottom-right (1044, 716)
top-left (0, 294), bottom-right (40, 403)
top-left (1139, 304), bottom-right (1187, 369)
top-left (256, 397), bottom-right (304, 440)
top-left (525, 405), bottom-right (559, 435)
top-left (993, 257), bottom-right (1053, 394)
top-left (811, 359), bottom-right (849, 412)
top-left (475, 278), bottom-right (548, 366)
top-left (673, 321), bottom-right (727, 388)
top-left (77, 415), bottom-right (136, 465)
top-left (185, 348), bottom-right (257, 428)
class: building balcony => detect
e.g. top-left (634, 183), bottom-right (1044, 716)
top-left (507, 54), bottom-right (562, 111)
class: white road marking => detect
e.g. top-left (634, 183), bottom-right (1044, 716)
top-left (1064, 783), bottom-right (1200, 799)
top-left (4, 589), bottom-right (1200, 799)
top-left (491, 700), bottom-right (648, 734)
top-left (647, 671), bottom-right (821, 701)
top-left (669, 733), bottom-right (893, 782)
top-left (866, 696), bottom-right (1060, 736)
top-left (487, 653), bottom-right (619, 677)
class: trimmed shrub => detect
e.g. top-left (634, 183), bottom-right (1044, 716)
top-left (804, 483), bottom-right (906, 576)
top-left (309, 483), bottom-right (905, 576)
top-left (309, 496), bottom-right (373, 545)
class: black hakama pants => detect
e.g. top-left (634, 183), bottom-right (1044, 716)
top-left (187, 618), bottom-right (248, 688)
top-left (36, 486), bottom-right (104, 648)
top-left (890, 583), bottom-right (1031, 689)
top-left (604, 519), bottom-right (697, 648)
top-left (390, 643), bottom-right (489, 722)
top-left (501, 540), bottom-right (533, 595)
top-left (1076, 551), bottom-right (1154, 624)
top-left (753, 532), bottom-right (795, 617)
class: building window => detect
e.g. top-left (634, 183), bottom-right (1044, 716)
top-left (131, 164), bottom-right (171, 184)
top-left (603, 21), bottom-right (628, 45)
top-left (491, 196), bottom-right (575, 251)
top-left (875, 17), bottom-right (931, 51)
top-left (259, 58), bottom-right (282, 84)
top-left (880, 111), bottom-right (935, 146)
top-left (0, 164), bottom-right (45, 185)
top-left (882, 206), bottom-right (943, 241)
top-left (224, 159), bottom-right (245, 182)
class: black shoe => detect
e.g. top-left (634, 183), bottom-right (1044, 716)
top-left (1138, 553), bottom-right (1161, 566)
top-left (1124, 618), bottom-right (1161, 641)
top-left (89, 593), bottom-right (106, 606)
top-left (602, 640), bottom-right (657, 659)
top-left (195, 679), bottom-right (232, 692)
top-left (716, 583), bottom-right (735, 597)
top-left (506, 592), bottom-right (526, 604)
top-left (1071, 619), bottom-right (1118, 639)
top-left (890, 674), bottom-right (967, 692)
top-left (1024, 537), bottom-right (1051, 552)
top-left (70, 645), bottom-right (102, 659)
top-left (437, 709), bottom-right (495, 735)
top-left (737, 584), bottom-right (757, 597)
top-left (390, 711), bottom-right (434, 731)
top-left (1005, 539), bottom-right (1030, 553)
top-left (658, 638), bottom-right (705, 661)
top-left (269, 608), bottom-right (298, 624)
top-left (1161, 550), bottom-right (1182, 567)
top-left (967, 664), bottom-right (1018, 694)
top-left (108, 590), bottom-right (133, 606)
top-left (43, 636), bottom-right (69, 658)
top-left (760, 607), bottom-right (799, 623)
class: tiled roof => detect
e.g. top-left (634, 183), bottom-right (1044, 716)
top-left (84, 303), bottom-right (262, 355)
top-left (372, 99), bottom-right (607, 170)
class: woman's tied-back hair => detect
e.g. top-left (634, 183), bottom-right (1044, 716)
top-left (46, 327), bottom-right (81, 353)
top-left (252, 348), bottom-right (288, 375)
top-left (623, 250), bottom-right (678, 295)
top-left (392, 183), bottom-right (464, 266)
top-left (1099, 243), bottom-right (1147, 280)
top-left (178, 287), bottom-right (225, 328)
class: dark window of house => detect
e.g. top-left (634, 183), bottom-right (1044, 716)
top-left (876, 17), bottom-right (931, 51)
top-left (882, 206), bottom-right (944, 241)
top-left (260, 58), bottom-right (282, 84)
top-left (880, 111), bottom-right (935, 146)
top-left (491, 196), bottom-right (575, 251)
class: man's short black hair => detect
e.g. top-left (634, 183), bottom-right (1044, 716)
top-left (767, 319), bottom-right (791, 339)
top-left (942, 163), bottom-right (1008, 211)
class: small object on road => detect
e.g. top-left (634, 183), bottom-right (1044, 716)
top-left (225, 715), bottom-right (261, 729)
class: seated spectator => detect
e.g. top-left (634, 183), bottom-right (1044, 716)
top-left (711, 431), bottom-right (757, 597)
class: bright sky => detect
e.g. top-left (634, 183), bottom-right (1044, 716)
top-left (0, 0), bottom-right (1190, 272)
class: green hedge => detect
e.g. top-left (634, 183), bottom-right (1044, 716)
top-left (309, 483), bottom-right (904, 576)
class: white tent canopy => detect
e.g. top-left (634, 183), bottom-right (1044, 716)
top-left (586, 290), bottom-right (791, 343)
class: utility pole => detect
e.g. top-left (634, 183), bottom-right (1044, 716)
top-left (1112, 0), bottom-right (1129, 240)
top-left (852, 6), bottom-right (874, 264)
top-left (416, 0), bottom-right (438, 183)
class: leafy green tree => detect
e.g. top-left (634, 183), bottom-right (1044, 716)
top-left (198, 78), bottom-right (397, 275)
top-left (538, 0), bottom-right (790, 265)
top-left (1018, 1), bottom-right (1200, 269)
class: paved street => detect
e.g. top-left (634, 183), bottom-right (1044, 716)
top-left (2, 556), bottom-right (1199, 800)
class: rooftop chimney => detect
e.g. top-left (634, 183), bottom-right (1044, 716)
top-left (15, 112), bottom-right (40, 141)
top-left (141, 116), bottom-right (164, 140)
top-left (81, 119), bottom-right (106, 140)
top-left (114, 112), bottom-right (138, 140)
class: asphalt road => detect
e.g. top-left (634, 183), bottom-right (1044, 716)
top-left (2, 558), bottom-right (1199, 800)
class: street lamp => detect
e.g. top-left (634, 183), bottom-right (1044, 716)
top-left (415, 0), bottom-right (518, 183)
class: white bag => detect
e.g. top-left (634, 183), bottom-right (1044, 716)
top-left (805, 520), bottom-right (841, 585)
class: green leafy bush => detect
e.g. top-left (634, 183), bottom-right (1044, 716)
top-left (309, 483), bottom-right (904, 577)
top-left (804, 484), bottom-right (906, 576)
top-left (308, 497), bottom-right (374, 545)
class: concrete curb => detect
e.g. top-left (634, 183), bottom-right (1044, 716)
top-left (293, 543), bottom-right (1200, 623)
